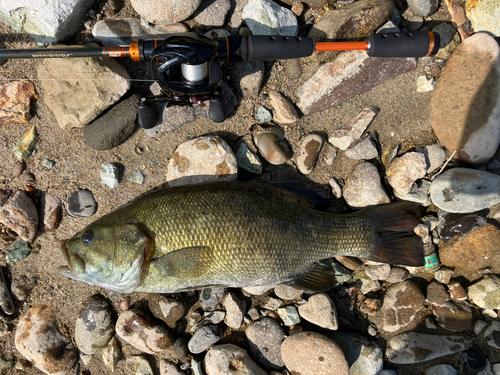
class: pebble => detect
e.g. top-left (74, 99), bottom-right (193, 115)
top-left (298, 51), bottom-right (416, 115)
top-left (296, 134), bottom-right (324, 175)
top-left (173, 337), bottom-right (189, 362)
top-left (343, 162), bottom-right (390, 207)
top-left (40, 158), bottom-right (55, 169)
top-left (323, 144), bottom-right (337, 165)
top-left (159, 360), bottom-right (185, 375)
top-left (148, 294), bottom-right (185, 329)
top-left (386, 152), bottom-right (427, 195)
top-left (483, 321), bottom-right (500, 349)
top-left (394, 179), bottom-right (431, 205)
top-left (335, 256), bottom-right (362, 271)
top-left (102, 337), bottom-right (121, 372)
top-left (84, 94), bottom-right (139, 151)
top-left (263, 297), bottom-right (284, 311)
top-left (274, 285), bottom-right (303, 300)
top-left (439, 223), bottom-right (500, 280)
top-left (285, 58), bottom-right (302, 79)
top-left (242, 285), bottom-right (274, 296)
top-left (127, 170), bottom-right (145, 184)
top-left (431, 33), bottom-right (500, 164)
top-left (256, 106), bottom-right (272, 123)
top-left (329, 178), bottom-right (342, 198)
top-left (328, 107), bottom-right (378, 151)
top-left (222, 292), bottom-right (246, 329)
top-left (115, 309), bottom-right (174, 354)
top-left (425, 316), bottom-right (438, 329)
top-left (269, 91), bottom-right (299, 124)
top-left (0, 81), bottom-right (37, 126)
top-left (130, 0), bottom-right (201, 24)
top-left (75, 294), bottom-right (115, 355)
top-left (200, 288), bottom-right (226, 311)
top-left (192, 0), bottom-right (231, 26)
top-left (329, 332), bottom-right (383, 375)
top-left (430, 168), bottom-right (500, 213)
top-left (432, 301), bottom-right (473, 332)
top-left (0, 190), bottom-right (38, 242)
top-left (365, 264), bottom-right (391, 281)
top-left (191, 311), bottom-right (225, 332)
top-left (245, 317), bottom-right (286, 371)
top-left (66, 189), bottom-right (97, 217)
top-left (242, 0), bottom-right (298, 36)
top-left (205, 344), bottom-right (267, 375)
top-left (386, 267), bottom-right (410, 283)
top-left (298, 293), bottom-right (338, 331)
top-left (448, 281), bottom-right (467, 301)
top-left (417, 144), bottom-right (446, 174)
top-left (434, 267), bottom-right (454, 284)
top-left (432, 23), bottom-right (460, 60)
top-left (345, 135), bottom-right (379, 160)
top-left (0, 269), bottom-right (14, 315)
top-left (100, 162), bottom-right (120, 188)
top-left (281, 331), bottom-right (349, 375)
top-left (92, 18), bottom-right (188, 46)
top-left (416, 76), bottom-right (435, 92)
top-left (37, 56), bottom-right (130, 130)
top-left (277, 305), bottom-right (300, 326)
top-left (167, 136), bottom-right (238, 187)
top-left (386, 332), bottom-right (473, 363)
top-left (408, 0), bottom-right (439, 16)
top-left (10, 275), bottom-right (33, 301)
top-left (468, 276), bottom-right (500, 310)
top-left (40, 193), bottom-right (61, 232)
top-left (235, 142), bottom-right (262, 175)
top-left (378, 281), bottom-right (425, 333)
top-left (425, 364), bottom-right (458, 375)
top-left (13, 126), bottom-right (37, 162)
top-left (482, 309), bottom-right (497, 320)
top-left (360, 298), bottom-right (381, 316)
top-left (188, 325), bottom-right (222, 354)
top-left (230, 61), bottom-right (265, 98)
top-left (253, 125), bottom-right (293, 165)
top-left (427, 281), bottom-right (449, 305)
top-left (126, 355), bottom-right (154, 375)
top-left (7, 239), bottom-right (31, 264)
top-left (354, 273), bottom-right (381, 294)
top-left (12, 161), bottom-right (25, 178)
top-left (14, 305), bottom-right (78, 375)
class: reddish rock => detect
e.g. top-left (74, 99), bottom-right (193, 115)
top-left (0, 80), bottom-right (38, 126)
top-left (448, 281), bottom-right (467, 301)
top-left (0, 190), bottom-right (38, 242)
top-left (39, 193), bottom-right (61, 232)
top-left (439, 224), bottom-right (500, 281)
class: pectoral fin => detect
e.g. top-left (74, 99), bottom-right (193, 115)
top-left (149, 246), bottom-right (214, 279)
top-left (286, 261), bottom-right (339, 292)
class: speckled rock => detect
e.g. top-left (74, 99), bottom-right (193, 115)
top-left (75, 294), bottom-right (115, 355)
top-left (130, 0), bottom-right (203, 24)
top-left (483, 321), bottom-right (500, 350)
top-left (188, 325), bottom-right (222, 354)
top-left (298, 293), bottom-right (338, 330)
top-left (230, 61), bottom-right (265, 98)
top-left (242, 0), bottom-right (298, 36)
top-left (126, 355), bottom-right (154, 375)
top-left (269, 91), bottom-right (299, 124)
top-left (0, 190), bottom-right (38, 242)
top-left (468, 276), bottom-right (500, 310)
top-left (15, 305), bottom-right (78, 375)
top-left (429, 168), bottom-right (500, 213)
top-left (378, 281), bottom-right (425, 333)
top-left (116, 309), bottom-right (174, 354)
top-left (281, 331), bottom-right (349, 375)
top-left (345, 135), bottom-right (378, 160)
top-left (148, 295), bottom-right (185, 329)
top-left (193, 0), bottom-right (231, 27)
top-left (296, 134), bottom-right (324, 175)
top-left (166, 136), bottom-right (238, 187)
top-left (365, 264), bottom-right (391, 281)
top-left (343, 162), bottom-right (390, 207)
top-left (159, 360), bottom-right (185, 375)
top-left (386, 332), bottom-right (473, 363)
top-left (430, 33), bottom-right (500, 164)
top-left (37, 54), bottom-right (130, 130)
top-left (84, 94), bottom-right (139, 151)
top-left (407, 0), bottom-right (439, 16)
top-left (205, 344), bottom-right (268, 375)
top-left (386, 152), bottom-right (427, 195)
top-left (329, 107), bottom-right (378, 150)
top-left (277, 305), bottom-right (300, 326)
top-left (274, 285), bottom-right (303, 300)
top-left (0, 80), bottom-right (38, 126)
top-left (245, 317), bottom-right (286, 371)
top-left (466, 1), bottom-right (500, 42)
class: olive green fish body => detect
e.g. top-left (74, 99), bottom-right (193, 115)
top-left (60, 182), bottom-right (424, 293)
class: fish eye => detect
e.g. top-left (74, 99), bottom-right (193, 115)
top-left (82, 231), bottom-right (93, 245)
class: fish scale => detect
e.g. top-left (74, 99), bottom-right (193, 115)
top-left (60, 182), bottom-right (424, 293)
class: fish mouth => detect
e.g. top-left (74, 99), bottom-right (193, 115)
top-left (59, 240), bottom-right (85, 276)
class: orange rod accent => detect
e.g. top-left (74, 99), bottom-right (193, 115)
top-left (104, 47), bottom-right (129, 57)
top-left (315, 41), bottom-right (368, 52)
top-left (425, 32), bottom-right (435, 57)
top-left (129, 40), bottom-right (141, 61)
top-left (225, 37), bottom-right (229, 61)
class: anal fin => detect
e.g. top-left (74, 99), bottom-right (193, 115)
top-left (286, 261), bottom-right (339, 292)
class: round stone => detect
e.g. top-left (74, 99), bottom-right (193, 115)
top-left (66, 189), bottom-right (97, 217)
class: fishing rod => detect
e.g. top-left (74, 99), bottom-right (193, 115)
top-left (0, 31), bottom-right (440, 126)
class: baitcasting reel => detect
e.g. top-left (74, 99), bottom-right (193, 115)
top-left (0, 31), bottom-right (441, 126)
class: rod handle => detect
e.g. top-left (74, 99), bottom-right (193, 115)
top-left (367, 31), bottom-right (440, 57)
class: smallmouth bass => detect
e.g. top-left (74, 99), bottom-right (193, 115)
top-left (59, 182), bottom-right (424, 293)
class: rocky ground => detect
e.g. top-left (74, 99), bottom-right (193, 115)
top-left (0, 0), bottom-right (500, 374)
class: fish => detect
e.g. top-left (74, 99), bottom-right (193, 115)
top-left (59, 182), bottom-right (425, 294)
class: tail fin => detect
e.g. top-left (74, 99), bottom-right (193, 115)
top-left (364, 202), bottom-right (425, 267)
